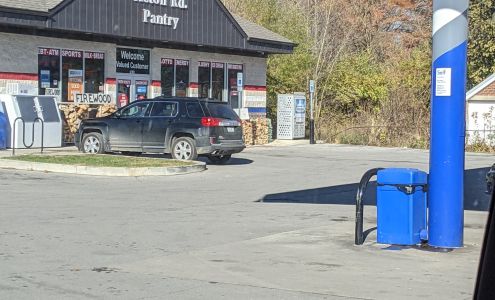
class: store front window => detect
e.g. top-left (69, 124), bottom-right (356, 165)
top-left (84, 52), bottom-right (105, 94)
top-left (160, 58), bottom-right (190, 97)
top-left (211, 62), bottom-right (225, 101)
top-left (161, 58), bottom-right (174, 97)
top-left (61, 49), bottom-right (84, 102)
top-left (38, 48), bottom-right (60, 96)
top-left (198, 61), bottom-right (211, 98)
top-left (228, 64), bottom-right (243, 109)
top-left (197, 61), bottom-right (241, 103)
top-left (38, 48), bottom-right (106, 102)
top-left (175, 59), bottom-right (189, 97)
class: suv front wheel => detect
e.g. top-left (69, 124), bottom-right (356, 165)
top-left (171, 137), bottom-right (198, 161)
top-left (82, 132), bottom-right (105, 154)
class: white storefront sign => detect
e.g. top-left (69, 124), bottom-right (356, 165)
top-left (75, 93), bottom-right (115, 105)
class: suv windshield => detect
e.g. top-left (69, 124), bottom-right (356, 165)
top-left (205, 102), bottom-right (239, 120)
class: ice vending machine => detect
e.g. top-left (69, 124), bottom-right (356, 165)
top-left (277, 93), bottom-right (307, 140)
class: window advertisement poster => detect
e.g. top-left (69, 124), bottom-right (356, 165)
top-left (68, 69), bottom-right (83, 102)
top-left (135, 80), bottom-right (149, 100)
top-left (295, 95), bottom-right (306, 124)
top-left (41, 70), bottom-right (51, 88)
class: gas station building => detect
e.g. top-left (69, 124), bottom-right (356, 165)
top-left (0, 0), bottom-right (294, 115)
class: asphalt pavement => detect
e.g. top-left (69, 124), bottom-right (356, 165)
top-left (0, 143), bottom-right (493, 299)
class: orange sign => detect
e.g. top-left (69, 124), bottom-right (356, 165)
top-left (68, 82), bottom-right (83, 102)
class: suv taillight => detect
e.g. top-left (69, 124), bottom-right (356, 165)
top-left (201, 117), bottom-right (222, 127)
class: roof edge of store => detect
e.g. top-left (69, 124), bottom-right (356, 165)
top-left (0, 0), bottom-right (295, 55)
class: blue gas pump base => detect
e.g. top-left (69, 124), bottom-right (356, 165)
top-left (376, 168), bottom-right (428, 246)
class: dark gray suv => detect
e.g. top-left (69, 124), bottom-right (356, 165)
top-left (75, 97), bottom-right (245, 163)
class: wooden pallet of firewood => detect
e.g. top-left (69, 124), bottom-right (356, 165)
top-left (242, 120), bottom-right (254, 146)
top-left (253, 118), bottom-right (269, 145)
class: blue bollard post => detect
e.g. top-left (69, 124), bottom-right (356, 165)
top-left (429, 0), bottom-right (469, 248)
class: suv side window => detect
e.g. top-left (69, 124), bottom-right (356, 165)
top-left (120, 102), bottom-right (151, 118)
top-left (150, 102), bottom-right (178, 117)
top-left (186, 102), bottom-right (204, 118)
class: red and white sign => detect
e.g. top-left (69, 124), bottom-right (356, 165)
top-left (228, 64), bottom-right (243, 70)
top-left (212, 62), bottom-right (224, 69)
top-left (161, 58), bottom-right (174, 66)
top-left (175, 59), bottom-right (189, 66)
top-left (84, 52), bottom-right (105, 60)
top-left (38, 48), bottom-right (60, 56)
top-left (61, 49), bottom-right (83, 58)
top-left (118, 93), bottom-right (129, 107)
top-left (117, 79), bottom-right (132, 85)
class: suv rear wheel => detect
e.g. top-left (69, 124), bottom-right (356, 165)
top-left (82, 132), bottom-right (105, 154)
top-left (171, 137), bottom-right (198, 161)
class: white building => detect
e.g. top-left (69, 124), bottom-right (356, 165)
top-left (466, 74), bottom-right (495, 145)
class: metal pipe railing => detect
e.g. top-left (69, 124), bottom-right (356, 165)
top-left (12, 117), bottom-right (44, 156)
top-left (355, 168), bottom-right (384, 245)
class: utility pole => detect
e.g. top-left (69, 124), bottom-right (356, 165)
top-left (428, 0), bottom-right (469, 248)
top-left (309, 80), bottom-right (315, 144)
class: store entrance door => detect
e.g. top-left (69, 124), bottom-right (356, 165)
top-left (116, 76), bottom-right (150, 108)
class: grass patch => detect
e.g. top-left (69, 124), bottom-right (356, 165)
top-left (4, 155), bottom-right (193, 168)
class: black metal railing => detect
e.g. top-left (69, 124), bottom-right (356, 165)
top-left (12, 117), bottom-right (44, 156)
top-left (355, 168), bottom-right (384, 245)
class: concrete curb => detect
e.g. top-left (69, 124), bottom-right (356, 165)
top-left (0, 159), bottom-right (206, 177)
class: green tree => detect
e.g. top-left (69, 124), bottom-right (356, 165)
top-left (326, 50), bottom-right (388, 114)
top-left (223, 0), bottom-right (313, 121)
top-left (468, 0), bottom-right (495, 87)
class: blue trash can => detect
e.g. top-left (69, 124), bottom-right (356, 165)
top-left (377, 168), bottom-right (428, 245)
top-left (0, 110), bottom-right (6, 150)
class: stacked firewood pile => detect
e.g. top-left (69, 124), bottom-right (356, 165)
top-left (96, 105), bottom-right (118, 118)
top-left (59, 104), bottom-right (89, 143)
top-left (59, 104), bottom-right (117, 143)
top-left (241, 118), bottom-right (272, 146)
top-left (253, 118), bottom-right (270, 145)
top-left (242, 120), bottom-right (254, 146)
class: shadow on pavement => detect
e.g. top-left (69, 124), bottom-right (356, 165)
top-left (197, 157), bottom-right (254, 166)
top-left (117, 153), bottom-right (254, 166)
top-left (260, 168), bottom-right (491, 212)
